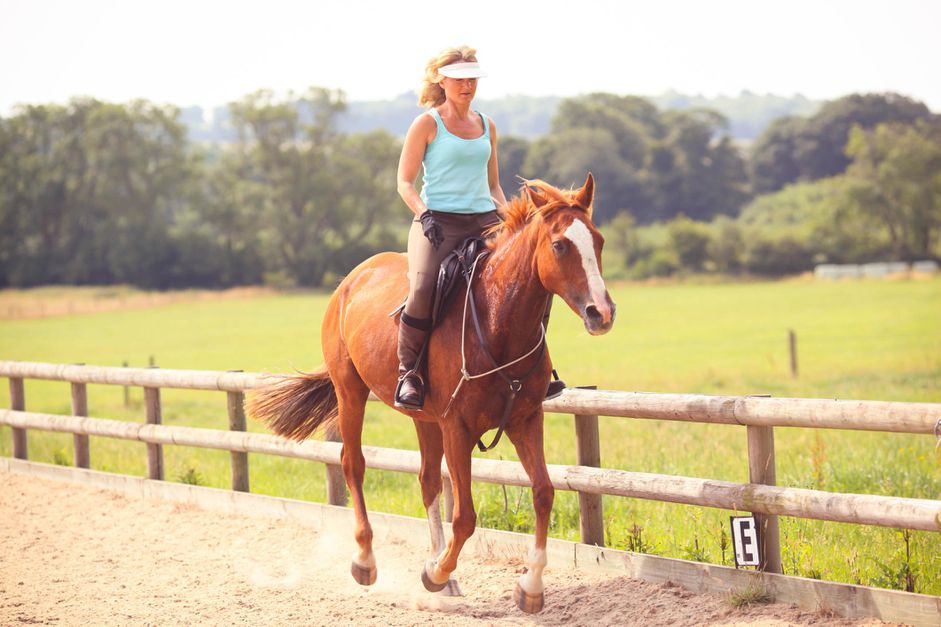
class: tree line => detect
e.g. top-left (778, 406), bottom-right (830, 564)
top-left (507, 91), bottom-right (939, 277)
top-left (1, 89), bottom-right (938, 288)
top-left (0, 89), bottom-right (402, 288)
top-left (185, 91), bottom-right (821, 143)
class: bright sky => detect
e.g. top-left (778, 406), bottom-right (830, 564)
top-left (2, 0), bottom-right (939, 116)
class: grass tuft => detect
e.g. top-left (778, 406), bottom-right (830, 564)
top-left (727, 581), bottom-right (772, 608)
top-left (177, 467), bottom-right (204, 486)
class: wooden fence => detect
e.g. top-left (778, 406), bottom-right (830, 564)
top-left (2, 360), bottom-right (941, 579)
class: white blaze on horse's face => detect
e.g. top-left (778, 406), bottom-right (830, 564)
top-left (563, 219), bottom-right (607, 305)
top-left (562, 217), bottom-right (616, 335)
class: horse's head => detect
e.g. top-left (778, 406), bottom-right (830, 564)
top-left (526, 173), bottom-right (616, 335)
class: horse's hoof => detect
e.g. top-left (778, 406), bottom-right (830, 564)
top-left (421, 562), bottom-right (448, 593)
top-left (350, 560), bottom-right (377, 586)
top-left (514, 582), bottom-right (545, 614)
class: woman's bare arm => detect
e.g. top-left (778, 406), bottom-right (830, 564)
top-left (487, 117), bottom-right (509, 216)
top-left (397, 113), bottom-right (436, 217)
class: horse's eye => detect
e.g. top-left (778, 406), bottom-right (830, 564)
top-left (552, 240), bottom-right (566, 254)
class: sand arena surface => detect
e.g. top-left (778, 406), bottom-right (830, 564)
top-left (1, 472), bottom-right (900, 626)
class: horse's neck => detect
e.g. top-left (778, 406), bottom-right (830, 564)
top-left (476, 229), bottom-right (548, 342)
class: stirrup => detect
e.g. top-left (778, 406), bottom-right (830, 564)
top-left (545, 369), bottom-right (566, 400)
top-left (394, 371), bottom-right (425, 410)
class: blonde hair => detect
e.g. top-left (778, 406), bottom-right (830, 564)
top-left (418, 46), bottom-right (478, 108)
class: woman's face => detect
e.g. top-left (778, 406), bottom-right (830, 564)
top-left (440, 76), bottom-right (478, 105)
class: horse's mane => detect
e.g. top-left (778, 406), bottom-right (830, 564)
top-left (486, 179), bottom-right (593, 249)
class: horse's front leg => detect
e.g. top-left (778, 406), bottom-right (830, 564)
top-left (421, 421), bottom-right (476, 592)
top-left (412, 418), bottom-right (462, 596)
top-left (506, 409), bottom-right (554, 613)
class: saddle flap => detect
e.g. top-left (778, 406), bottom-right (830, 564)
top-left (431, 237), bottom-right (490, 325)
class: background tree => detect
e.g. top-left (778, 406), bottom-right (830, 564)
top-left (842, 120), bottom-right (941, 260)
top-left (749, 93), bottom-right (933, 193)
top-left (651, 110), bottom-right (749, 222)
top-left (4, 89), bottom-right (936, 288)
top-left (0, 98), bottom-right (193, 288)
top-left (748, 116), bottom-right (805, 194)
top-left (553, 96), bottom-right (653, 167)
top-left (523, 127), bottom-right (645, 223)
top-left (496, 135), bottom-right (530, 197)
top-left (666, 215), bottom-right (711, 271)
top-left (193, 149), bottom-right (267, 286)
top-left (601, 212), bottom-right (639, 270)
top-left (227, 88), bottom-right (402, 286)
top-left (707, 216), bottom-right (745, 273)
top-left (524, 95), bottom-right (748, 224)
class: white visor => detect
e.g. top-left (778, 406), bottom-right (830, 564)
top-left (438, 61), bottom-right (487, 79)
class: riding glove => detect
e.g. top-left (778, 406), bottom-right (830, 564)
top-left (419, 210), bottom-right (444, 250)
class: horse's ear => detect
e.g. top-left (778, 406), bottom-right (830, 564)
top-left (575, 172), bottom-right (595, 209)
top-left (526, 185), bottom-right (549, 209)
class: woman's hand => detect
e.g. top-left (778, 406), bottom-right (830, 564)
top-left (419, 211), bottom-right (444, 249)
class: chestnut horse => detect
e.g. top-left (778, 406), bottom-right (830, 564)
top-left (247, 174), bottom-right (615, 613)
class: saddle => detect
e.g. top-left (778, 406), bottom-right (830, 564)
top-left (431, 236), bottom-right (490, 325)
top-left (389, 237), bottom-right (491, 379)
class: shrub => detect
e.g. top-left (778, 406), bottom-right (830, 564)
top-left (708, 217), bottom-right (745, 273)
top-left (629, 248), bottom-right (678, 278)
top-left (742, 236), bottom-right (813, 276)
top-left (667, 215), bottom-right (711, 271)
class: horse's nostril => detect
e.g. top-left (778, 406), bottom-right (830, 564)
top-left (585, 304), bottom-right (603, 324)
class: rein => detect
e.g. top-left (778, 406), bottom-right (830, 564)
top-left (443, 251), bottom-right (548, 452)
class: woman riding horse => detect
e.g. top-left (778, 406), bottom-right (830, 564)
top-left (246, 46), bottom-right (617, 615)
top-left (394, 45), bottom-right (564, 410)
top-left (247, 175), bottom-right (615, 613)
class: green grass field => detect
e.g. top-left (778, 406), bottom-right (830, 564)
top-left (1, 278), bottom-right (939, 594)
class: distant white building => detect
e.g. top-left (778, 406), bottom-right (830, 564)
top-left (814, 261), bottom-right (938, 279)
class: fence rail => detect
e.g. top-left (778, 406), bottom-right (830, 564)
top-left (3, 360), bottom-right (941, 577)
top-left (3, 360), bottom-right (939, 433)
top-left (3, 408), bottom-right (940, 533)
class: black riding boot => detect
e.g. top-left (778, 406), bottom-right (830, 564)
top-left (395, 313), bottom-right (431, 410)
top-left (544, 296), bottom-right (567, 400)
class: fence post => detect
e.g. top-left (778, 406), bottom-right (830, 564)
top-left (122, 360), bottom-right (130, 407)
top-left (574, 390), bottom-right (605, 546)
top-left (324, 424), bottom-right (347, 506)
top-left (71, 382), bottom-right (90, 468)
top-left (226, 390), bottom-right (250, 492)
top-left (788, 329), bottom-right (798, 379)
top-left (144, 387), bottom-right (164, 480)
top-left (10, 377), bottom-right (27, 459)
top-left (747, 425), bottom-right (783, 573)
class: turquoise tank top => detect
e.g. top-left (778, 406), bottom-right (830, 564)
top-left (419, 108), bottom-right (496, 214)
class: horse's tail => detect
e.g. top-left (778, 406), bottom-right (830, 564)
top-left (245, 369), bottom-right (338, 442)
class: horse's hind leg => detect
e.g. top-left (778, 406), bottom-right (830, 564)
top-left (413, 419), bottom-right (462, 596)
top-left (422, 421), bottom-right (476, 592)
top-left (334, 367), bottom-right (375, 585)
